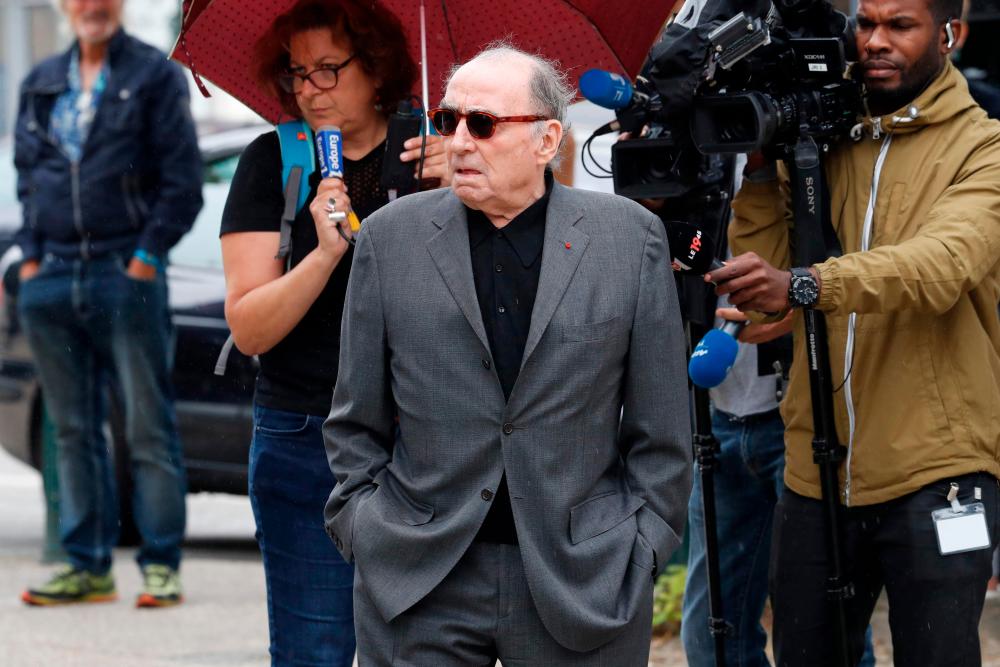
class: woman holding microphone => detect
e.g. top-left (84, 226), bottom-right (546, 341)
top-left (219, 1), bottom-right (447, 664)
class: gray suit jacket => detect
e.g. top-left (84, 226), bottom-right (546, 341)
top-left (324, 182), bottom-right (692, 652)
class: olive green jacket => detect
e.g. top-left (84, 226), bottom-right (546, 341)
top-left (731, 61), bottom-right (1000, 505)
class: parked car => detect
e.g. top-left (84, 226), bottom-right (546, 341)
top-left (0, 126), bottom-right (269, 525)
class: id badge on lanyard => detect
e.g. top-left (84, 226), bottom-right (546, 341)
top-left (932, 482), bottom-right (992, 556)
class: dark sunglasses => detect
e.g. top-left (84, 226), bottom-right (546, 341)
top-left (278, 54), bottom-right (357, 94)
top-left (427, 107), bottom-right (549, 139)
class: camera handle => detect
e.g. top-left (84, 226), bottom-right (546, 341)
top-left (787, 136), bottom-right (854, 667)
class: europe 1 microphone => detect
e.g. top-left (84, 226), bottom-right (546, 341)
top-left (315, 125), bottom-right (361, 233)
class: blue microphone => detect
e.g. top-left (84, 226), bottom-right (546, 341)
top-left (688, 320), bottom-right (748, 389)
top-left (579, 69), bottom-right (635, 110)
top-left (315, 125), bottom-right (344, 178)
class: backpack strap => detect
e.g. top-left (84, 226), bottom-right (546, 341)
top-left (274, 119), bottom-right (316, 261)
top-left (215, 120), bottom-right (316, 377)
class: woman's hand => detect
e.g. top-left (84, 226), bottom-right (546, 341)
top-left (401, 134), bottom-right (450, 187)
top-left (310, 177), bottom-right (354, 259)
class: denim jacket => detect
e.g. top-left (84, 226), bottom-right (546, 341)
top-left (13, 30), bottom-right (203, 261)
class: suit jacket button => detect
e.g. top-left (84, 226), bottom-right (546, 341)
top-left (482, 358), bottom-right (491, 370)
top-left (502, 423), bottom-right (513, 435)
top-left (481, 489), bottom-right (494, 501)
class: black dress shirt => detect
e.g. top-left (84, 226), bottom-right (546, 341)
top-left (469, 174), bottom-right (552, 543)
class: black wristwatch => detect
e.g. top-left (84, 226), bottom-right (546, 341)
top-left (788, 268), bottom-right (819, 308)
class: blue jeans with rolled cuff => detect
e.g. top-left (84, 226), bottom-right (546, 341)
top-left (18, 254), bottom-right (186, 574)
top-left (249, 404), bottom-right (356, 667)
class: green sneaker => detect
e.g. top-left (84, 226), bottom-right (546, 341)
top-left (136, 564), bottom-right (183, 608)
top-left (21, 565), bottom-right (117, 606)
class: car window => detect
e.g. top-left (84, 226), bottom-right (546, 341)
top-left (168, 182), bottom-right (230, 271)
top-left (170, 148), bottom-right (245, 271)
top-left (204, 153), bottom-right (241, 184)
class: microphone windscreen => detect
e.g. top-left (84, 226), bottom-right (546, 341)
top-left (688, 328), bottom-right (740, 388)
top-left (666, 221), bottom-right (718, 274)
top-left (579, 69), bottom-right (634, 110)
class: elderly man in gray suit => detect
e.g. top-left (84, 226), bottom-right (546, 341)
top-left (324, 44), bottom-right (692, 666)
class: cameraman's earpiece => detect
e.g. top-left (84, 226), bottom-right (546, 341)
top-left (945, 20), bottom-right (956, 50)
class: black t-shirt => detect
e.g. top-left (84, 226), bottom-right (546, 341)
top-left (220, 131), bottom-right (389, 416)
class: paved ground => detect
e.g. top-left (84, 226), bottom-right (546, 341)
top-left (0, 446), bottom-right (269, 667)
top-left (2, 447), bottom-right (998, 666)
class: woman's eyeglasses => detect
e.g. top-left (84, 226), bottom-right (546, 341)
top-left (278, 54), bottom-right (357, 94)
top-left (427, 108), bottom-right (549, 140)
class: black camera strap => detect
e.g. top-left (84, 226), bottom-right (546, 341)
top-left (790, 140), bottom-right (843, 261)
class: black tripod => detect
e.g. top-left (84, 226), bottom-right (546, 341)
top-left (784, 136), bottom-right (854, 667)
top-left (688, 316), bottom-right (732, 667)
top-left (673, 168), bottom-right (735, 667)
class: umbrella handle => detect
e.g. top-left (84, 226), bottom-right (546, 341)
top-left (420, 1), bottom-right (430, 134)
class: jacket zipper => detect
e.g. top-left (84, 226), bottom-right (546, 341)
top-left (843, 132), bottom-right (893, 505)
top-left (70, 161), bottom-right (88, 259)
top-left (122, 174), bottom-right (141, 228)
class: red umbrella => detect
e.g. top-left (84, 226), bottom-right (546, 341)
top-left (170, 0), bottom-right (680, 124)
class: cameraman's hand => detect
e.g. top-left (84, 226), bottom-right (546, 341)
top-left (717, 307), bottom-right (793, 344)
top-left (706, 252), bottom-right (790, 313)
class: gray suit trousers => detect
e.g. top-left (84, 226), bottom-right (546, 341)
top-left (354, 543), bottom-right (654, 666)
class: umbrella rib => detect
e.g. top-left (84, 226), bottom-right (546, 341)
top-left (560, 1), bottom-right (628, 75)
top-left (439, 0), bottom-right (460, 61)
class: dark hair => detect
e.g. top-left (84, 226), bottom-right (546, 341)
top-left (253, 0), bottom-right (417, 120)
top-left (930, 0), bottom-right (963, 23)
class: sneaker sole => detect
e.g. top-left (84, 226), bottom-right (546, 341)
top-left (136, 593), bottom-right (183, 608)
top-left (21, 591), bottom-right (118, 606)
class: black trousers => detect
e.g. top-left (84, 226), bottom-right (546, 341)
top-left (770, 471), bottom-right (999, 667)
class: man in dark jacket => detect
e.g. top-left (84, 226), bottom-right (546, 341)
top-left (14, 0), bottom-right (202, 607)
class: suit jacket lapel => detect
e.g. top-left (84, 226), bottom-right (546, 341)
top-left (426, 194), bottom-right (491, 354)
top-left (521, 183), bottom-right (588, 370)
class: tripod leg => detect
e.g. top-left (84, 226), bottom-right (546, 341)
top-left (692, 383), bottom-right (730, 667)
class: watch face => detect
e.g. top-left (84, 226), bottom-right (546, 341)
top-left (791, 274), bottom-right (819, 306)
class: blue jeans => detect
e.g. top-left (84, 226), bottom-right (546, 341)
top-left (249, 404), bottom-right (355, 667)
top-left (18, 255), bottom-right (185, 573)
top-left (681, 408), bottom-right (875, 667)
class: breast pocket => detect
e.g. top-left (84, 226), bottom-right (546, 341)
top-left (104, 90), bottom-right (141, 131)
top-left (561, 316), bottom-right (621, 343)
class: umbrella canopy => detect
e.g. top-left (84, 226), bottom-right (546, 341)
top-left (171, 0), bottom-right (680, 124)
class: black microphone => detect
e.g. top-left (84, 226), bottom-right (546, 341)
top-left (665, 220), bottom-right (725, 275)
